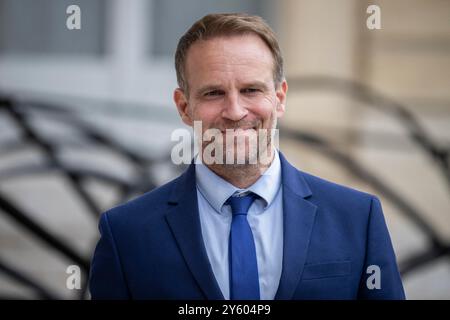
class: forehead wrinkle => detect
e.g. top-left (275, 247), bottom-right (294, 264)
top-left (194, 56), bottom-right (273, 84)
top-left (185, 35), bottom-right (275, 92)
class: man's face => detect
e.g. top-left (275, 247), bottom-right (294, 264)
top-left (174, 34), bottom-right (287, 165)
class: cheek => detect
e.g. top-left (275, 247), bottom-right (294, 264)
top-left (250, 96), bottom-right (277, 123)
top-left (191, 103), bottom-right (220, 123)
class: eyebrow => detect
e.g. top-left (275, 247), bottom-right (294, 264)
top-left (195, 85), bottom-right (224, 97)
top-left (241, 81), bottom-right (270, 91)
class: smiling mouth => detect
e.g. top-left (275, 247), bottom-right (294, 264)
top-left (220, 126), bottom-right (258, 133)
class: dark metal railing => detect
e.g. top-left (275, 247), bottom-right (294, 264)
top-left (0, 76), bottom-right (448, 298)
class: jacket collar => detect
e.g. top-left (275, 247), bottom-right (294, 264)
top-left (275, 152), bottom-right (317, 299)
top-left (166, 151), bottom-right (317, 300)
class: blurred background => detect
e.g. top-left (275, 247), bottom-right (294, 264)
top-left (0, 0), bottom-right (449, 299)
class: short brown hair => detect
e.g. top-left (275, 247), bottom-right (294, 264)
top-left (175, 13), bottom-right (284, 94)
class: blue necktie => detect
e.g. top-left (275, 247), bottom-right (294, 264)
top-left (228, 193), bottom-right (260, 300)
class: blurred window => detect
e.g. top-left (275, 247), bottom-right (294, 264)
top-left (150, 0), bottom-right (275, 57)
top-left (0, 0), bottom-right (106, 56)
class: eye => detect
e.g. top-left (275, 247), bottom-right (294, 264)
top-left (241, 88), bottom-right (261, 94)
top-left (204, 90), bottom-right (224, 97)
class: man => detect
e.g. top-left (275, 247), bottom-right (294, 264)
top-left (89, 13), bottom-right (405, 300)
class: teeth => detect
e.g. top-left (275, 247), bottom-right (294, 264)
top-left (221, 127), bottom-right (257, 132)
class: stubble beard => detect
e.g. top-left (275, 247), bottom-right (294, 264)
top-left (200, 116), bottom-right (277, 185)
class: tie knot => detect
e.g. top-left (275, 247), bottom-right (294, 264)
top-left (227, 193), bottom-right (257, 216)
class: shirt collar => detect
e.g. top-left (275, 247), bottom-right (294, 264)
top-left (195, 149), bottom-right (282, 215)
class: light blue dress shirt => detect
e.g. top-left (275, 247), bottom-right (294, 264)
top-left (195, 150), bottom-right (284, 300)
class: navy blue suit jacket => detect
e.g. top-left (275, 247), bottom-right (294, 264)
top-left (89, 152), bottom-right (405, 299)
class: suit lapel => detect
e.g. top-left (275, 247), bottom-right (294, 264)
top-left (165, 164), bottom-right (224, 300)
top-left (275, 152), bottom-right (317, 299)
top-left (164, 152), bottom-right (317, 300)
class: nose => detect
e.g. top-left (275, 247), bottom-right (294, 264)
top-left (221, 91), bottom-right (248, 122)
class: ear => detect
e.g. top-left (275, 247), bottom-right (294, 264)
top-left (173, 88), bottom-right (193, 126)
top-left (275, 80), bottom-right (288, 117)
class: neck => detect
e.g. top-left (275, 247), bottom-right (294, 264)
top-left (204, 149), bottom-right (275, 189)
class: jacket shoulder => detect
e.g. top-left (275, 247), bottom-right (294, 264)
top-left (102, 173), bottom-right (182, 223)
top-left (297, 170), bottom-right (379, 223)
top-left (300, 170), bottom-right (374, 202)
